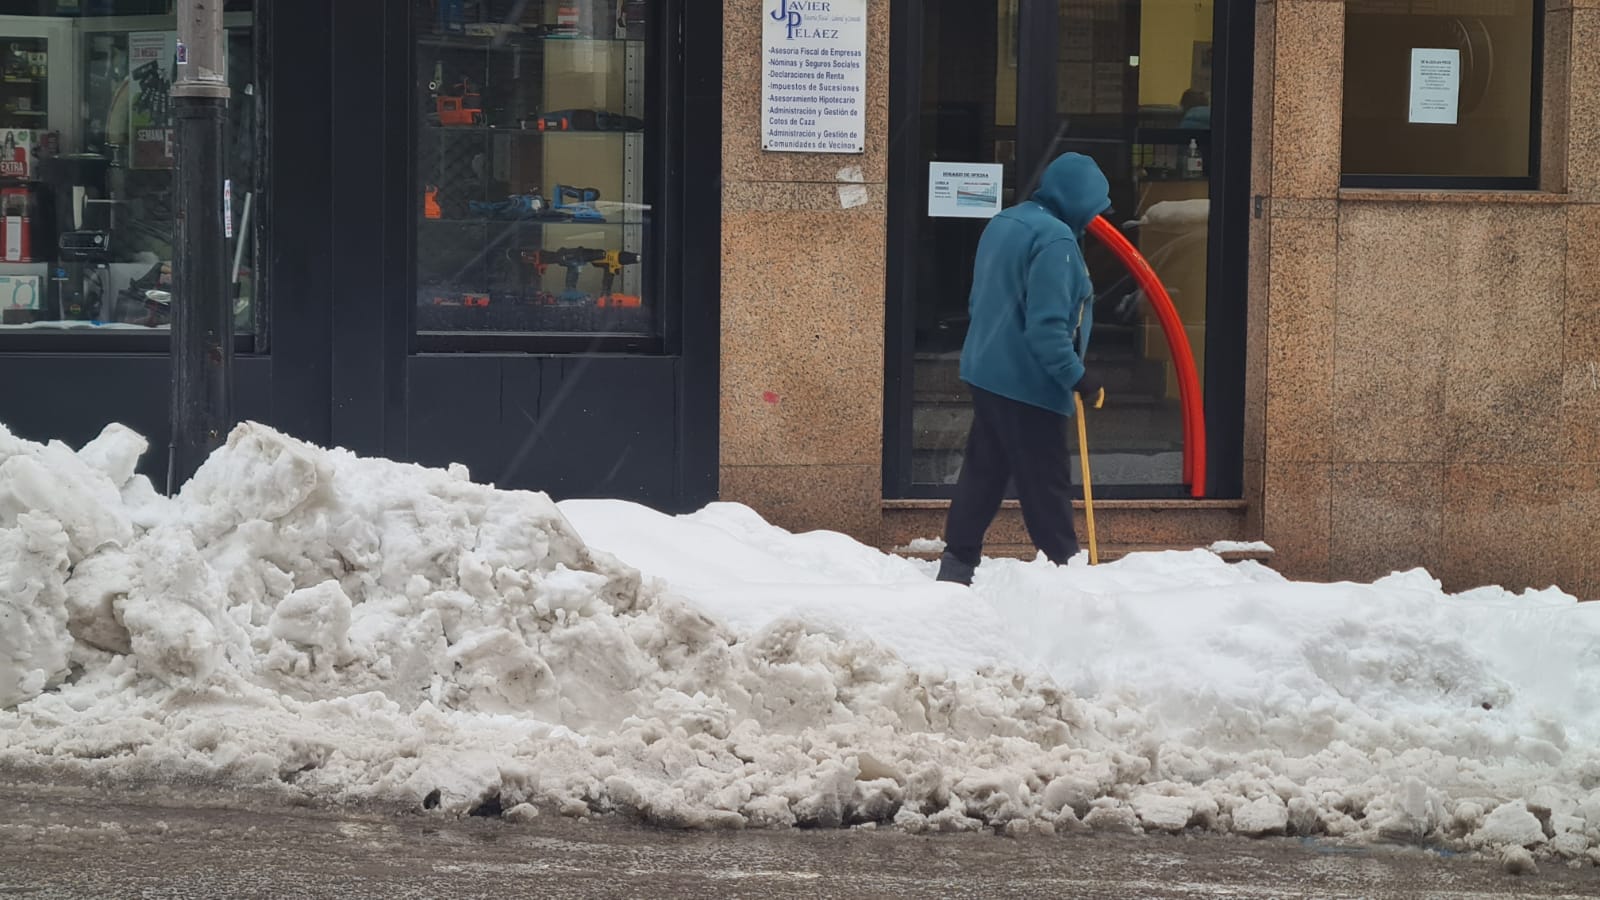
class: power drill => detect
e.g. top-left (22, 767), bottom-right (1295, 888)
top-left (555, 250), bottom-right (593, 302)
top-left (519, 247), bottom-right (638, 306)
top-left (531, 247), bottom-right (606, 303)
top-left (516, 248), bottom-right (549, 303)
top-left (589, 250), bottom-right (641, 308)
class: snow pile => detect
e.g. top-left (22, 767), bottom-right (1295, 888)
top-left (2, 421), bottom-right (1599, 867)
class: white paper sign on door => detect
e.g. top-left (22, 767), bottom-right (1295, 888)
top-left (1408, 48), bottom-right (1460, 125)
top-left (928, 163), bottom-right (1005, 219)
top-left (761, 0), bottom-right (868, 154)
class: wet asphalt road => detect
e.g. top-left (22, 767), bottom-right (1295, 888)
top-left (2, 779), bottom-right (1598, 899)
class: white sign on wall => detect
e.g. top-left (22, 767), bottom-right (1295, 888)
top-left (1408, 48), bottom-right (1461, 125)
top-left (761, 0), bottom-right (867, 154)
top-left (928, 163), bottom-right (1004, 218)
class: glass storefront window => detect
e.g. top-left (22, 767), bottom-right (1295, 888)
top-left (1342, 0), bottom-right (1539, 183)
top-left (906, 0), bottom-right (1213, 495)
top-left (413, 0), bottom-right (653, 338)
top-left (0, 1), bottom-right (257, 332)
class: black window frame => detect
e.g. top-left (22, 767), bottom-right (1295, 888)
top-left (1339, 2), bottom-right (1546, 192)
top-left (406, 0), bottom-right (682, 357)
top-left (883, 0), bottom-right (1254, 501)
top-left (0, 3), bottom-right (269, 356)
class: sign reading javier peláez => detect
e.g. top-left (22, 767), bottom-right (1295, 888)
top-left (761, 0), bottom-right (867, 153)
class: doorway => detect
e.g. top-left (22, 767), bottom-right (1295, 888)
top-left (884, 0), bottom-right (1252, 499)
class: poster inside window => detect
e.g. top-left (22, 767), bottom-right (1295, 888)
top-left (414, 0), bottom-right (654, 337)
top-left (0, 1), bottom-right (257, 332)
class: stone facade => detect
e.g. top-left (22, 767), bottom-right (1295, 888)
top-left (1251, 0), bottom-right (1600, 597)
top-left (719, 0), bottom-right (891, 544)
top-left (721, 0), bottom-right (1600, 598)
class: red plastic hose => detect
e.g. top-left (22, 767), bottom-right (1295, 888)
top-left (1086, 215), bottom-right (1207, 498)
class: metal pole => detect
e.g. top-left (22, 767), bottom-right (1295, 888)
top-left (168, 0), bottom-right (233, 493)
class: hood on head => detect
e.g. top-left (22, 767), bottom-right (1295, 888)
top-left (1032, 152), bottom-right (1111, 234)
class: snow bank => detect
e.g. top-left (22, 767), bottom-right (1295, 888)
top-left (2, 421), bottom-right (1599, 866)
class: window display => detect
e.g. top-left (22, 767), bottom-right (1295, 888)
top-left (0, 2), bottom-right (257, 332)
top-left (1342, 0), bottom-right (1538, 183)
top-left (414, 0), bottom-right (653, 337)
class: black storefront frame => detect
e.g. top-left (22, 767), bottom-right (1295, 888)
top-left (884, 0), bottom-right (1253, 501)
top-left (407, 3), bottom-right (678, 357)
top-left (0, 0), bottom-right (721, 514)
top-left (315, 0), bottom-right (721, 509)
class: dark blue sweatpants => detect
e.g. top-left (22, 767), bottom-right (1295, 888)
top-left (937, 385), bottom-right (1079, 583)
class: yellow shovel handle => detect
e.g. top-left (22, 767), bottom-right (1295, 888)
top-left (1075, 390), bottom-right (1101, 565)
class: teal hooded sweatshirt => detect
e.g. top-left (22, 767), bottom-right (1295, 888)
top-left (959, 153), bottom-right (1111, 417)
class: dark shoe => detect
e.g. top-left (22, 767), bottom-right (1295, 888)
top-left (935, 552), bottom-right (976, 586)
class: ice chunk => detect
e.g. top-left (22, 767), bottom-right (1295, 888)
top-left (1233, 796), bottom-right (1290, 837)
top-left (0, 450), bottom-right (132, 562)
top-left (0, 514), bottom-right (73, 708)
top-left (61, 550), bottom-right (136, 655)
top-left (269, 581), bottom-right (354, 661)
top-left (76, 423), bottom-right (148, 488)
top-left (1472, 801), bottom-right (1548, 850)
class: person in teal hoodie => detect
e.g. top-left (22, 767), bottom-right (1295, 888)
top-left (936, 152), bottom-right (1110, 586)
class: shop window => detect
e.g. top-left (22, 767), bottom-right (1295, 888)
top-left (0, 1), bottom-right (258, 333)
top-left (897, 0), bottom-right (1217, 496)
top-left (1342, 0), bottom-right (1540, 186)
top-left (414, 1), bottom-right (654, 341)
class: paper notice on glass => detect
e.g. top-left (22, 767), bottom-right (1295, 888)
top-left (1408, 48), bottom-right (1460, 125)
top-left (929, 163), bottom-right (1004, 219)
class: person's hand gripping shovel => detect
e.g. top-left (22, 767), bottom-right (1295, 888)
top-left (1073, 374), bottom-right (1105, 565)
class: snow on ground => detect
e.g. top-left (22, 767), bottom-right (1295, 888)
top-left (2, 422), bottom-right (1599, 867)
top-left (1208, 540), bottom-right (1273, 554)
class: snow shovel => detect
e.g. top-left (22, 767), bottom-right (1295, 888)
top-left (1074, 388), bottom-right (1105, 564)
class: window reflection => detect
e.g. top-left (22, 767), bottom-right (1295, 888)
top-left (0, 2), bottom-right (257, 332)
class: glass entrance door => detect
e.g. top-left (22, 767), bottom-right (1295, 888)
top-left (886, 0), bottom-right (1248, 498)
